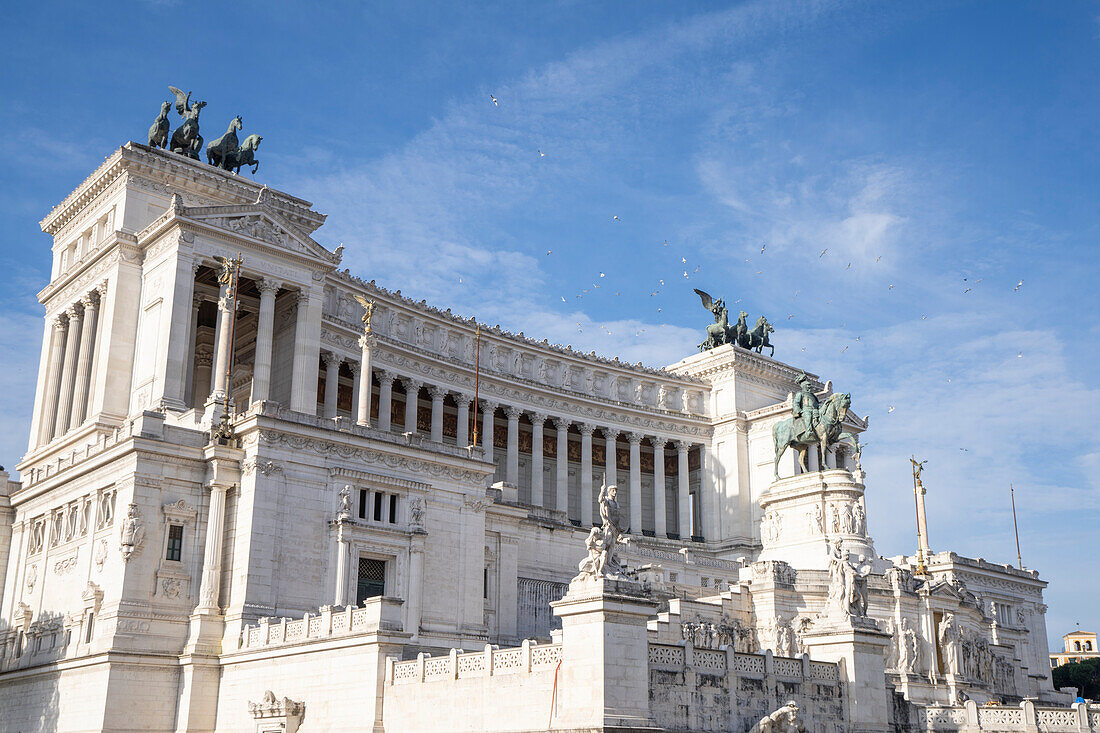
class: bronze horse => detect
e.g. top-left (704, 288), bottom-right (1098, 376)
top-left (206, 116), bottom-right (243, 170)
top-left (772, 392), bottom-right (854, 479)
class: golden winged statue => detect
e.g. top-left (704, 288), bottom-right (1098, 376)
top-left (354, 295), bottom-right (375, 332)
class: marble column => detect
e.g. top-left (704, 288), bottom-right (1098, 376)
top-left (210, 284), bottom-right (233, 401)
top-left (407, 545), bottom-right (425, 640)
top-left (652, 438), bottom-right (668, 538)
top-left (290, 290), bottom-right (320, 414)
top-left (455, 394), bottom-right (471, 446)
top-left (554, 418), bottom-right (570, 515)
top-left (376, 370), bottom-right (394, 431)
top-left (250, 278), bottom-right (279, 404)
top-left (334, 525), bottom-right (349, 606)
top-left (196, 483), bottom-right (229, 612)
top-left (480, 401), bottom-right (497, 464)
top-left (429, 387), bottom-right (445, 442)
top-left (580, 423), bottom-right (595, 526)
top-left (348, 361), bottom-right (361, 420)
top-left (403, 378), bottom-right (422, 434)
top-left (184, 295), bottom-right (202, 407)
top-left (676, 441), bottom-right (691, 539)
top-left (357, 335), bottom-right (375, 426)
top-left (529, 413), bottom-right (546, 507)
top-left (603, 428), bottom-right (619, 488)
top-left (54, 306), bottom-right (83, 437)
top-left (505, 407), bottom-right (521, 486)
top-left (69, 294), bottom-right (99, 430)
top-left (628, 433), bottom-right (643, 533)
top-left (322, 352), bottom-right (341, 419)
top-left (38, 316), bottom-right (67, 446)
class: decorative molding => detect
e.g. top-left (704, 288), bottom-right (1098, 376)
top-left (258, 430), bottom-right (488, 487)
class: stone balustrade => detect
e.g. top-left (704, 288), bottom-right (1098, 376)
top-left (237, 597), bottom-right (404, 651)
top-left (917, 701), bottom-right (1100, 733)
top-left (388, 639), bottom-right (562, 685)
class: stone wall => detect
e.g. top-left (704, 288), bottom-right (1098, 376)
top-left (383, 640), bottom-right (563, 732)
top-left (648, 643), bottom-right (845, 733)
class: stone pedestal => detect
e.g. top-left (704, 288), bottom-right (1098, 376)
top-left (550, 577), bottom-right (660, 731)
top-left (757, 469), bottom-right (876, 570)
top-left (801, 619), bottom-right (891, 733)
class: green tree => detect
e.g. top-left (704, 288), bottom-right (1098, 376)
top-left (1052, 658), bottom-right (1100, 699)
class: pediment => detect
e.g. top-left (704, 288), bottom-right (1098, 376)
top-left (185, 203), bottom-right (341, 266)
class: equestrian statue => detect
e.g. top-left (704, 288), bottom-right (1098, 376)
top-left (693, 288), bottom-right (774, 356)
top-left (772, 372), bottom-right (858, 480)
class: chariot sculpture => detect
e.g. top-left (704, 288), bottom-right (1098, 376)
top-left (693, 288), bottom-right (774, 356)
top-left (147, 88), bottom-right (262, 173)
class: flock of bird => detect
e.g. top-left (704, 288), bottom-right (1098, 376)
top-left (472, 91), bottom-right (1028, 423)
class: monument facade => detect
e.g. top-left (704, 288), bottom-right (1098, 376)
top-left (0, 140), bottom-right (1079, 732)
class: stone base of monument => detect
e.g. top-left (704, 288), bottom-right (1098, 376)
top-left (550, 576), bottom-right (661, 731)
top-left (800, 617), bottom-right (892, 733)
top-left (757, 469), bottom-right (878, 571)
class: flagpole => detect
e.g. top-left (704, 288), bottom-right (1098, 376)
top-left (471, 325), bottom-right (481, 448)
top-left (1010, 483), bottom-right (1023, 570)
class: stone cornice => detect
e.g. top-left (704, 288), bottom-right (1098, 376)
top-left (329, 467), bottom-right (431, 495)
top-left (368, 343), bottom-right (711, 440)
top-left (327, 268), bottom-right (708, 386)
top-left (667, 343), bottom-right (818, 391)
top-left (41, 143), bottom-right (326, 237)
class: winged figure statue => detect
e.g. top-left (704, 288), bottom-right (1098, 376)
top-left (353, 295), bottom-right (376, 332)
top-left (168, 86), bottom-right (206, 160)
top-left (169, 86), bottom-right (195, 117)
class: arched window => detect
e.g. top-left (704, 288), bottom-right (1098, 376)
top-left (1075, 641), bottom-right (1081, 651)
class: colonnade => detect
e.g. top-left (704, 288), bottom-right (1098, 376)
top-left (35, 284), bottom-right (106, 448)
top-left (349, 347), bottom-right (703, 540)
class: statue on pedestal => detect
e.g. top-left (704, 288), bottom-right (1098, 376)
top-left (772, 374), bottom-right (856, 480)
top-left (822, 539), bottom-right (872, 621)
top-left (692, 289), bottom-right (774, 355)
top-left (118, 503), bottom-right (145, 562)
top-left (573, 483), bottom-right (630, 582)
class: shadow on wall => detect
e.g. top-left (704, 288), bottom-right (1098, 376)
top-left (0, 613), bottom-right (63, 733)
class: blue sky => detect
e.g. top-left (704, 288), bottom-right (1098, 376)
top-left (1, 1), bottom-right (1098, 643)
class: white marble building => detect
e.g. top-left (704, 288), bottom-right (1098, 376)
top-left (0, 143), bottom-right (1074, 732)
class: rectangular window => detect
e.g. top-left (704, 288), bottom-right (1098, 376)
top-left (358, 489), bottom-right (367, 519)
top-left (373, 492), bottom-right (384, 522)
top-left (389, 494), bottom-right (398, 524)
top-left (84, 612), bottom-right (94, 643)
top-left (165, 524), bottom-right (183, 562)
top-left (356, 558), bottom-right (386, 604)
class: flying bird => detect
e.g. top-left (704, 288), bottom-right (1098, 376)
top-left (599, 272), bottom-right (605, 277)
top-left (612, 215), bottom-right (622, 222)
top-left (875, 256), bottom-right (882, 262)
top-left (538, 149), bottom-right (546, 157)
top-left (888, 406), bottom-right (895, 413)
top-left (819, 248), bottom-right (828, 258)
top-left (681, 257), bottom-right (687, 264)
top-left (1014, 280), bottom-right (1024, 291)
top-left (546, 250), bottom-right (552, 255)
top-left (840, 346), bottom-right (848, 354)
top-left (761, 243), bottom-right (767, 254)
top-left (846, 262), bottom-right (852, 270)
top-left (490, 95), bottom-right (498, 106)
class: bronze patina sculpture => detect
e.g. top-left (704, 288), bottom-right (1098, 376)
top-left (148, 101), bottom-right (171, 149)
top-left (168, 86), bottom-right (206, 160)
top-left (693, 288), bottom-right (774, 355)
top-left (206, 115), bottom-right (243, 170)
top-left (228, 134), bottom-right (262, 174)
top-left (772, 374), bottom-right (856, 479)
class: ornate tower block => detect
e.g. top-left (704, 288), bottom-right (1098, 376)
top-left (756, 469), bottom-right (875, 571)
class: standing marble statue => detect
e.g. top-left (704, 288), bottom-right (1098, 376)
top-left (938, 613), bottom-right (959, 675)
top-left (119, 503), bottom-right (144, 561)
top-left (573, 482), bottom-right (630, 581)
top-left (823, 539), bottom-right (871, 620)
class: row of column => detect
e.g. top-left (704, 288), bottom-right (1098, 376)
top-left (348, 346), bottom-right (698, 539)
top-left (36, 284), bottom-right (106, 448)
